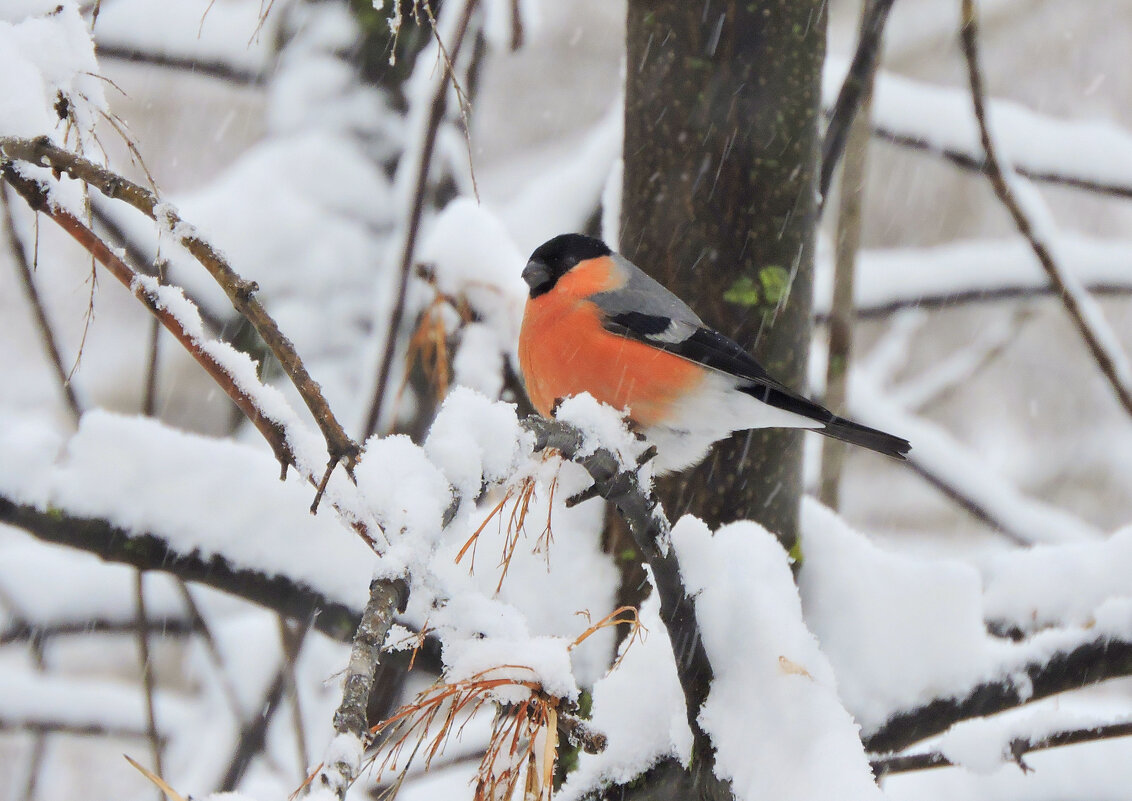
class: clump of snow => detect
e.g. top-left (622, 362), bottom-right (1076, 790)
top-left (355, 433), bottom-right (452, 554)
top-left (442, 635), bottom-right (578, 704)
top-left (0, 2), bottom-right (105, 147)
top-left (452, 323), bottom-right (506, 399)
top-left (674, 516), bottom-right (885, 801)
top-left (799, 500), bottom-right (1009, 733)
top-left (11, 410), bottom-right (380, 610)
top-left (424, 387), bottom-right (527, 505)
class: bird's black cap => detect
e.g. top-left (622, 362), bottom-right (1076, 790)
top-left (523, 233), bottom-right (612, 298)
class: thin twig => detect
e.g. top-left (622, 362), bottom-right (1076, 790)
top-left (278, 615), bottom-right (311, 780)
top-left (173, 582), bottom-right (244, 721)
top-left (18, 624), bottom-right (48, 801)
top-left (1, 185), bottom-right (81, 424)
top-left (134, 571), bottom-right (165, 798)
top-left (362, 0), bottom-right (479, 438)
top-left (871, 720), bottom-right (1132, 777)
top-left (0, 617), bottom-right (198, 646)
top-left (819, 0), bottom-right (896, 203)
top-left (0, 136), bottom-right (361, 481)
top-left (871, 123), bottom-right (1132, 201)
top-left (219, 618), bottom-right (311, 791)
top-left (959, 0), bottom-right (1132, 418)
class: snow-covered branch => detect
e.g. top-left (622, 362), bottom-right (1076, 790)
top-left (0, 494), bottom-right (362, 642)
top-left (863, 634), bottom-right (1132, 755)
top-left (871, 719), bottom-right (1132, 777)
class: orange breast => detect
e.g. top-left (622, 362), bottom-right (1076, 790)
top-left (518, 258), bottom-right (704, 427)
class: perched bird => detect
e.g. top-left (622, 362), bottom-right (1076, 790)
top-left (517, 233), bottom-right (910, 473)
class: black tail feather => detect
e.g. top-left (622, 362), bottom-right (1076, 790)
top-left (740, 383), bottom-right (910, 460)
top-left (821, 415), bottom-right (911, 460)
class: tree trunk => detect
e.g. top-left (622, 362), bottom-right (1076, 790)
top-left (621, 0), bottom-right (826, 549)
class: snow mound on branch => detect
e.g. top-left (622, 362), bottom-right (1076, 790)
top-left (676, 516), bottom-right (885, 801)
top-left (424, 387), bottom-right (527, 504)
top-left (1, 410), bottom-right (378, 610)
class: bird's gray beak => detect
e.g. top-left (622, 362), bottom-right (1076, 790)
top-left (522, 259), bottom-right (550, 291)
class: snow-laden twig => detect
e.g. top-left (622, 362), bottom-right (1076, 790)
top-left (362, 0), bottom-right (480, 438)
top-left (0, 494), bottom-right (362, 643)
top-left (959, 0), bottom-right (1132, 419)
top-left (819, 0), bottom-right (895, 203)
top-left (519, 417), bottom-right (717, 769)
top-left (863, 635), bottom-right (1132, 754)
top-left (0, 136), bottom-right (362, 492)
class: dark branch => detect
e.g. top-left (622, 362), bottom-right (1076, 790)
top-left (864, 635), bottom-right (1132, 754)
top-left (94, 44), bottom-right (267, 86)
top-left (0, 495), bottom-right (361, 643)
top-left (820, 0), bottom-right (896, 203)
top-left (0, 617), bottom-right (200, 646)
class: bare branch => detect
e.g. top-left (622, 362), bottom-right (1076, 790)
top-left (863, 635), bottom-right (1132, 754)
top-left (959, 0), bottom-right (1132, 418)
top-left (363, 0), bottom-right (479, 438)
top-left (871, 720), bottom-right (1132, 777)
top-left (1, 184), bottom-right (82, 424)
top-left (819, 0), bottom-right (895, 203)
top-left (0, 136), bottom-right (361, 477)
top-left (0, 494), bottom-right (361, 643)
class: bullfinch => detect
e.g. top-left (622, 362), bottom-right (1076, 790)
top-left (518, 233), bottom-right (910, 473)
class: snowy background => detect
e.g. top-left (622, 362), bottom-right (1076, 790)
top-left (0, 0), bottom-right (1130, 800)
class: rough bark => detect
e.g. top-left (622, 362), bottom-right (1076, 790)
top-left (622, 0), bottom-right (826, 545)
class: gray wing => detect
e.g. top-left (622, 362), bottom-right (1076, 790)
top-left (590, 254), bottom-right (704, 344)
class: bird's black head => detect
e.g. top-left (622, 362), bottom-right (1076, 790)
top-left (522, 233), bottom-right (612, 298)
